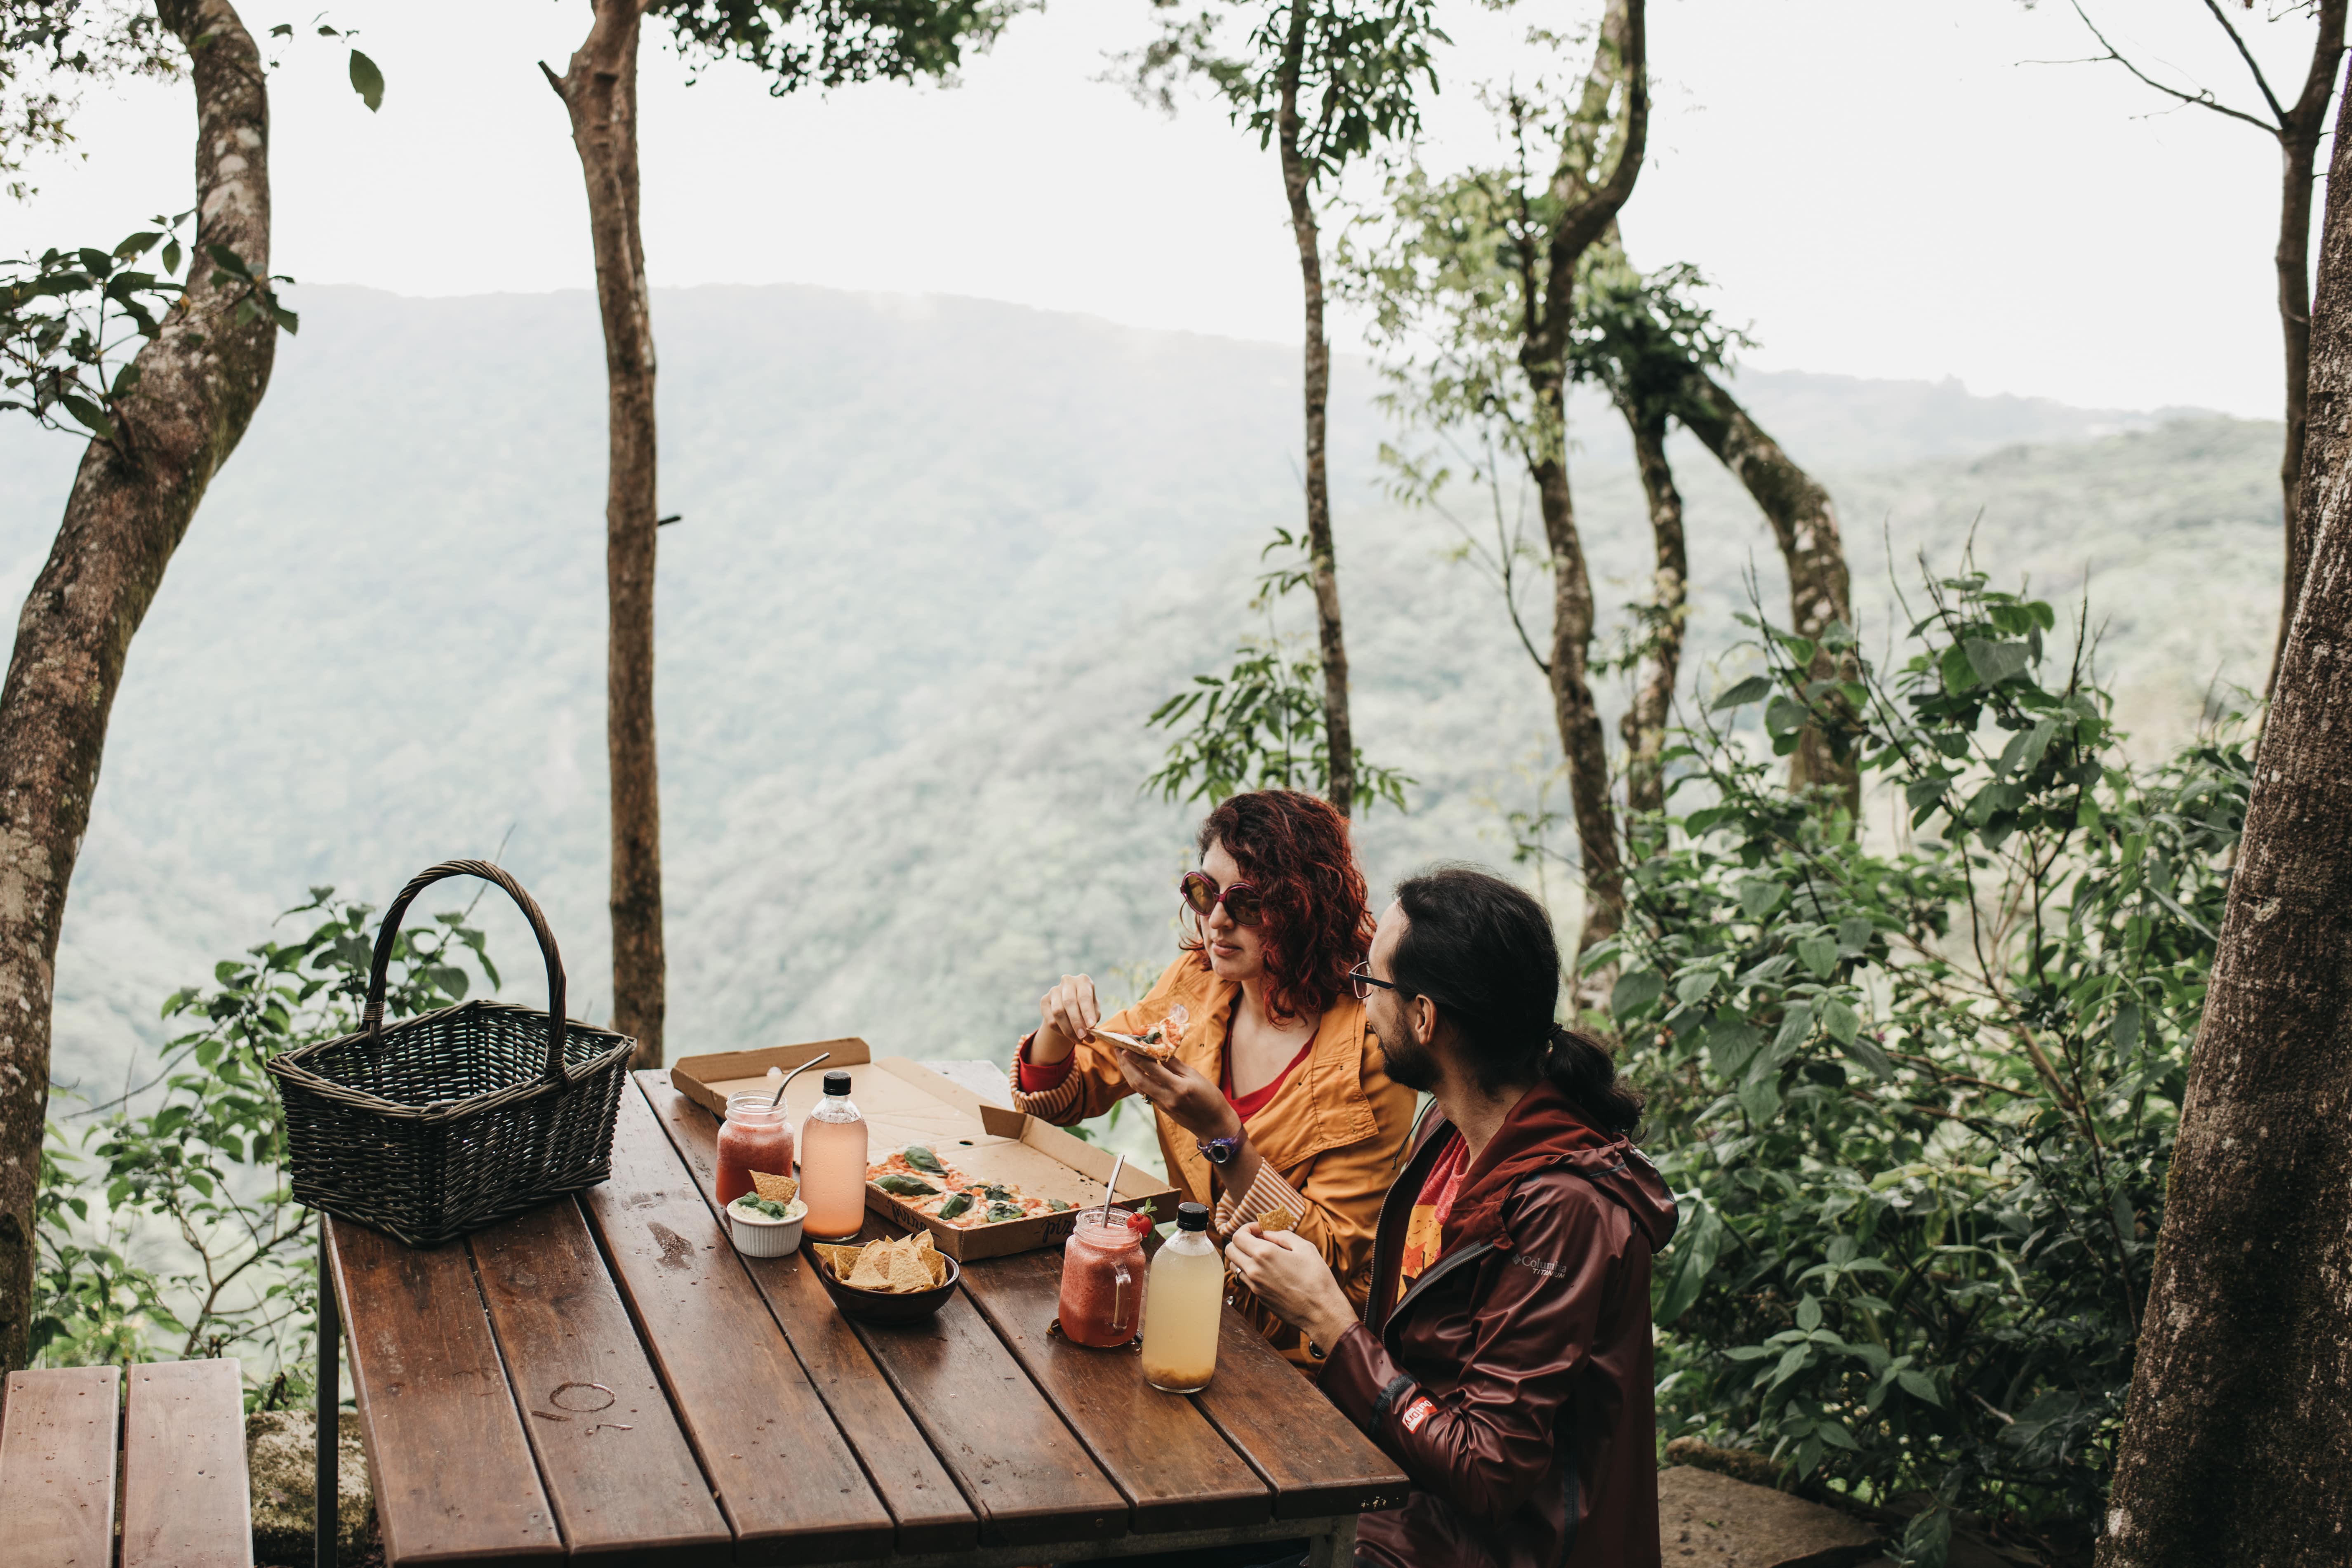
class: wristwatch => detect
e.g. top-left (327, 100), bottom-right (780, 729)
top-left (1198, 1135), bottom-right (1243, 1168)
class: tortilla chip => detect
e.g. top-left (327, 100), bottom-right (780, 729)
top-left (751, 1170), bottom-right (800, 1206)
top-left (847, 1241), bottom-right (894, 1290)
top-left (811, 1242), bottom-right (860, 1282)
top-left (1259, 1210), bottom-right (1299, 1234)
top-left (928, 1252), bottom-right (949, 1287)
top-left (887, 1248), bottom-right (931, 1293)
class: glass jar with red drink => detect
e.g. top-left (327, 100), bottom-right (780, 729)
top-left (1057, 1209), bottom-right (1148, 1348)
top-left (715, 1091), bottom-right (795, 1206)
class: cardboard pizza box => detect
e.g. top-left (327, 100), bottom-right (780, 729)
top-left (670, 1037), bottom-right (1179, 1262)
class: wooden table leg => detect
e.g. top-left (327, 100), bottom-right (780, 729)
top-left (316, 1218), bottom-right (338, 1568)
top-left (1306, 1512), bottom-right (1357, 1567)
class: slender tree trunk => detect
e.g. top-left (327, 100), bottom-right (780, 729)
top-left (1618, 403), bottom-right (1686, 819)
top-left (1274, 4), bottom-right (1353, 817)
top-left (0, 0), bottom-right (277, 1375)
top-left (1528, 368), bottom-right (1623, 949)
top-left (546, 0), bottom-right (665, 1069)
top-left (1676, 366), bottom-right (1858, 808)
top-left (2100, 71), bottom-right (2352, 1561)
top-left (1509, 0), bottom-right (1645, 954)
top-left (2267, 1), bottom-right (2347, 700)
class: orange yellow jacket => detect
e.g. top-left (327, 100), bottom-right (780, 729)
top-left (1008, 952), bottom-right (1420, 1370)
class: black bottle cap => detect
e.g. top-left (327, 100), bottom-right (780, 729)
top-left (1177, 1201), bottom-right (1210, 1232)
top-left (823, 1070), bottom-right (852, 1096)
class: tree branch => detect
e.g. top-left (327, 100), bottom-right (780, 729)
top-left (2201, 0), bottom-right (2289, 124)
top-left (2067, 0), bottom-right (2280, 136)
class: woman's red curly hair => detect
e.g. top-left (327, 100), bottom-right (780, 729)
top-left (1184, 790), bottom-right (1374, 1024)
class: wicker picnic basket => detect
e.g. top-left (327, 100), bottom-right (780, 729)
top-left (267, 859), bottom-right (637, 1247)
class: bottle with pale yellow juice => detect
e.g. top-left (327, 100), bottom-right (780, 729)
top-left (799, 1070), bottom-right (870, 1240)
top-left (1140, 1201), bottom-right (1222, 1392)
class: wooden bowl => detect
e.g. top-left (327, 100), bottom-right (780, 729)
top-left (812, 1249), bottom-right (961, 1326)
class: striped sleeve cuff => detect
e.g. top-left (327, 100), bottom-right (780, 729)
top-left (1212, 1159), bottom-right (1308, 1241)
top-left (1007, 1034), bottom-right (1084, 1122)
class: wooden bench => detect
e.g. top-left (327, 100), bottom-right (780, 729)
top-left (0, 1359), bottom-right (254, 1568)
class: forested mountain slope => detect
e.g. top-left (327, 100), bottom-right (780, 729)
top-left (0, 285), bottom-right (2276, 1096)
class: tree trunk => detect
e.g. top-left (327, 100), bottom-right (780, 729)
top-left (2266, 0), bottom-right (2347, 701)
top-left (547, 0), bottom-right (665, 1069)
top-left (1509, 0), bottom-right (1644, 954)
top-left (1677, 366), bottom-right (1858, 808)
top-left (1274, 2), bottom-right (1353, 817)
top-left (1528, 368), bottom-right (1624, 949)
top-left (1618, 403), bottom-right (1686, 819)
top-left (2098, 67), bottom-right (2352, 1566)
top-left (0, 0), bottom-right (277, 1376)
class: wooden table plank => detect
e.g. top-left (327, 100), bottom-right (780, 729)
top-left (1191, 1307), bottom-right (1412, 1521)
top-left (635, 1073), bottom-right (979, 1555)
top-left (583, 1086), bottom-right (895, 1564)
top-left (959, 1247), bottom-right (1270, 1533)
top-left (470, 1199), bottom-right (733, 1566)
top-left (845, 1258), bottom-right (1129, 1550)
top-left (0, 1366), bottom-right (118, 1568)
top-left (327, 1221), bottom-right (564, 1566)
top-left (121, 1359), bottom-right (254, 1568)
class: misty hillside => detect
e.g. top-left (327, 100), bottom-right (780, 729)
top-left (0, 284), bottom-right (2280, 1100)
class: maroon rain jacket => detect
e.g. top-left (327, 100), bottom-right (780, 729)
top-left (1319, 1080), bottom-right (1678, 1568)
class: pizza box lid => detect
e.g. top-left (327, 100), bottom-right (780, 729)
top-left (670, 1036), bottom-right (1180, 1261)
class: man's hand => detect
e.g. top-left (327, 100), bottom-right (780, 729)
top-left (1227, 1224), bottom-right (1358, 1356)
top-left (1113, 1046), bottom-right (1239, 1142)
top-left (1033, 974), bottom-right (1100, 1064)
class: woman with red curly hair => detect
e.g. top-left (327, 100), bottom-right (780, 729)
top-left (1009, 790), bottom-right (1418, 1370)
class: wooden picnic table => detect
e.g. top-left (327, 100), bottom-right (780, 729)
top-left (314, 1069), bottom-right (1409, 1567)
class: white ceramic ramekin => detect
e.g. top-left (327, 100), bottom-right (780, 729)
top-left (728, 1198), bottom-right (807, 1257)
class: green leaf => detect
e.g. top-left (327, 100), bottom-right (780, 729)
top-left (1710, 675), bottom-right (1772, 709)
top-left (1738, 1076), bottom-right (1781, 1123)
top-left (58, 394), bottom-right (116, 440)
top-left (1610, 969), bottom-right (1663, 1019)
top-left (1763, 695), bottom-right (1809, 739)
top-left (349, 49), bottom-right (385, 111)
top-left (1674, 968), bottom-right (1720, 1007)
top-left (1896, 1368), bottom-right (1943, 1406)
top-left (1964, 638), bottom-right (2031, 688)
top-left (1797, 933), bottom-right (1838, 978)
top-left (1796, 1293), bottom-right (1822, 1330)
top-left (1820, 996), bottom-right (1860, 1046)
top-left (1738, 879), bottom-right (1785, 920)
top-left (1837, 1034), bottom-right (1897, 1082)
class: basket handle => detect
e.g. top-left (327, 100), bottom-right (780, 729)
top-left (362, 859), bottom-right (570, 1082)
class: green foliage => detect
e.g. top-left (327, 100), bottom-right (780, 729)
top-left (653, 0), bottom-right (1029, 90)
top-left (1597, 568), bottom-right (2245, 1550)
top-left (1124, 0), bottom-right (1443, 185)
top-left (1145, 524), bottom-right (1411, 814)
top-left (36, 888), bottom-right (499, 1404)
top-left (1, 0), bottom-right (177, 200)
top-left (2, 217), bottom-right (296, 450)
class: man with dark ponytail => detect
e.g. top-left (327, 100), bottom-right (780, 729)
top-left (1229, 865), bottom-right (1677, 1568)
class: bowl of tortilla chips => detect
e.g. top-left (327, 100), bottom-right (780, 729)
top-left (810, 1232), bottom-right (961, 1326)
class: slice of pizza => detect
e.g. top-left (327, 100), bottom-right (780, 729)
top-left (1095, 1018), bottom-right (1179, 1062)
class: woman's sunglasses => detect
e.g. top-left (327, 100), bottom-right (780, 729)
top-left (1180, 870), bottom-right (1264, 927)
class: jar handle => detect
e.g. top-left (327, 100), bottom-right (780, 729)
top-left (1110, 1261), bottom-right (1135, 1333)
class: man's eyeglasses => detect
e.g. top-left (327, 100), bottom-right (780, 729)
top-left (1347, 961), bottom-right (1402, 1001)
top-left (1180, 870), bottom-right (1264, 926)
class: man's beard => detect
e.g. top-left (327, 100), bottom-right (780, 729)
top-left (1380, 1015), bottom-right (1442, 1092)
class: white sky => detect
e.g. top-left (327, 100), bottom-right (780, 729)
top-left (4, 0), bottom-right (2328, 417)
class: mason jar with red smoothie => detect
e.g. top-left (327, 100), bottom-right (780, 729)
top-left (1056, 1208), bottom-right (1149, 1347)
top-left (715, 1091), bottom-right (795, 1206)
